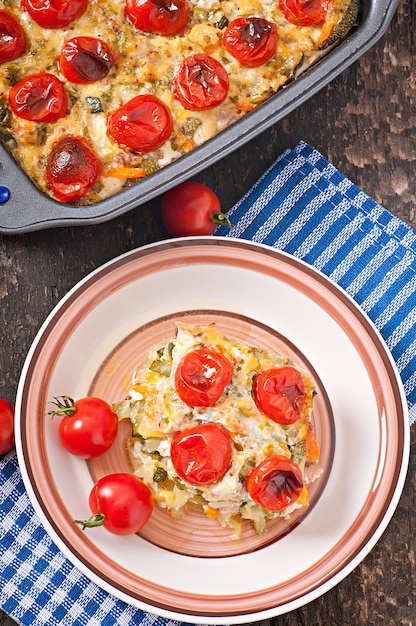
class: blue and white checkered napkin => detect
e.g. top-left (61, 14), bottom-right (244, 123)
top-left (0, 141), bottom-right (414, 626)
top-left (215, 141), bottom-right (416, 426)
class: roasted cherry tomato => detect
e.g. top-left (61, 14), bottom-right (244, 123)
top-left (107, 94), bottom-right (172, 153)
top-left (8, 72), bottom-right (68, 123)
top-left (279, 0), bottom-right (329, 26)
top-left (21, 0), bottom-right (88, 29)
top-left (59, 37), bottom-right (117, 84)
top-left (75, 473), bottom-right (153, 535)
top-left (222, 17), bottom-right (278, 68)
top-left (46, 136), bottom-right (102, 203)
top-left (125, 0), bottom-right (189, 36)
top-left (253, 365), bottom-right (305, 425)
top-left (0, 398), bottom-right (15, 455)
top-left (247, 455), bottom-right (304, 511)
top-left (0, 11), bottom-right (26, 64)
top-left (175, 348), bottom-right (233, 407)
top-left (161, 181), bottom-right (231, 236)
top-left (171, 423), bottom-right (233, 486)
top-left (175, 54), bottom-right (229, 111)
top-left (49, 396), bottom-right (118, 458)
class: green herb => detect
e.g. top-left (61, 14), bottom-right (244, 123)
top-left (153, 467), bottom-right (168, 483)
top-left (86, 96), bottom-right (103, 114)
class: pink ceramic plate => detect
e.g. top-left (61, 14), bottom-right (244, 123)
top-left (15, 238), bottom-right (409, 623)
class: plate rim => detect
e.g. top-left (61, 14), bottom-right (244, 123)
top-left (14, 236), bottom-right (410, 623)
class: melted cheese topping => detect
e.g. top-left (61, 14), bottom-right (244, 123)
top-left (113, 323), bottom-right (321, 538)
top-left (0, 0), bottom-right (354, 204)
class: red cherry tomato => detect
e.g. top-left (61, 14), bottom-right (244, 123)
top-left (21, 0), bottom-right (88, 29)
top-left (0, 398), bottom-right (15, 455)
top-left (49, 396), bottom-right (118, 458)
top-left (8, 72), bottom-right (68, 123)
top-left (253, 366), bottom-right (305, 425)
top-left (247, 455), bottom-right (304, 511)
top-left (171, 423), bottom-right (233, 486)
top-left (175, 348), bottom-right (233, 408)
top-left (76, 473), bottom-right (153, 535)
top-left (279, 0), bottom-right (329, 26)
top-left (46, 136), bottom-right (102, 203)
top-left (0, 11), bottom-right (26, 64)
top-left (125, 0), bottom-right (189, 36)
top-left (107, 94), bottom-right (172, 153)
top-left (59, 37), bottom-right (117, 84)
top-left (175, 54), bottom-right (229, 111)
top-left (222, 17), bottom-right (278, 68)
top-left (161, 181), bottom-right (231, 236)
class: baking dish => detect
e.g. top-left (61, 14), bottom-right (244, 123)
top-left (0, 0), bottom-right (399, 234)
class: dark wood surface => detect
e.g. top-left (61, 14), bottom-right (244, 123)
top-left (1, 1), bottom-right (414, 624)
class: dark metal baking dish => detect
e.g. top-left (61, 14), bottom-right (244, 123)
top-left (0, 0), bottom-right (399, 234)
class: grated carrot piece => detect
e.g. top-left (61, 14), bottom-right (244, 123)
top-left (306, 424), bottom-right (320, 461)
top-left (104, 166), bottom-right (147, 179)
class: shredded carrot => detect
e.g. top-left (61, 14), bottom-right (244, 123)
top-left (104, 167), bottom-right (147, 179)
top-left (316, 19), bottom-right (335, 45)
top-left (205, 505), bottom-right (220, 520)
top-left (181, 138), bottom-right (194, 153)
top-left (297, 486), bottom-right (309, 507)
top-left (306, 424), bottom-right (320, 461)
top-left (204, 42), bottom-right (219, 55)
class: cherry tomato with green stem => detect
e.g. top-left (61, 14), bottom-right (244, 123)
top-left (175, 347), bottom-right (233, 407)
top-left (0, 398), bottom-right (15, 455)
top-left (49, 395), bottom-right (118, 458)
top-left (171, 423), bottom-right (233, 486)
top-left (253, 365), bottom-right (305, 425)
top-left (247, 455), bottom-right (304, 511)
top-left (75, 473), bottom-right (153, 535)
top-left (161, 181), bottom-right (231, 236)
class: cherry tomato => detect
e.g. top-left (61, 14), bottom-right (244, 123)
top-left (59, 37), bottom-right (117, 84)
top-left (75, 473), bottom-right (153, 535)
top-left (247, 455), bottom-right (304, 511)
top-left (171, 423), bottom-right (233, 486)
top-left (222, 18), bottom-right (278, 68)
top-left (21, 0), bottom-right (88, 29)
top-left (107, 94), bottom-right (172, 153)
top-left (279, 0), bottom-right (330, 26)
top-left (8, 72), bottom-right (68, 123)
top-left (46, 136), bottom-right (102, 203)
top-left (0, 11), bottom-right (26, 64)
top-left (0, 398), bottom-right (15, 455)
top-left (125, 0), bottom-right (189, 36)
top-left (175, 54), bottom-right (229, 111)
top-left (161, 181), bottom-right (231, 236)
top-left (49, 396), bottom-right (118, 458)
top-left (253, 366), bottom-right (305, 425)
top-left (175, 348), bottom-right (233, 408)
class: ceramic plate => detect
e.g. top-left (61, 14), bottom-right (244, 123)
top-left (15, 238), bottom-right (409, 623)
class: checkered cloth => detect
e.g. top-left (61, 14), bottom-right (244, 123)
top-left (1, 142), bottom-right (414, 626)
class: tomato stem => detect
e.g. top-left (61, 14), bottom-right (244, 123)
top-left (74, 488), bottom-right (105, 530)
top-left (47, 395), bottom-right (76, 417)
top-left (74, 512), bottom-right (106, 530)
top-left (210, 211), bottom-right (232, 229)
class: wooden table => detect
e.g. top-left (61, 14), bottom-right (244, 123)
top-left (1, 1), bottom-right (414, 624)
